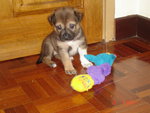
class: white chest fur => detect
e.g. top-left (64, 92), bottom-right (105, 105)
top-left (67, 40), bottom-right (81, 56)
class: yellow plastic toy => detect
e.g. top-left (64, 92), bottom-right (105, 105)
top-left (71, 74), bottom-right (94, 92)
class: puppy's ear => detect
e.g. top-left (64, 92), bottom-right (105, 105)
top-left (74, 10), bottom-right (83, 22)
top-left (48, 13), bottom-right (56, 25)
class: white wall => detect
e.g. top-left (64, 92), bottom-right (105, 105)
top-left (138, 0), bottom-right (150, 17)
top-left (115, 0), bottom-right (138, 18)
top-left (115, 0), bottom-right (150, 18)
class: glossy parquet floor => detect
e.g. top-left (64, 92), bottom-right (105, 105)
top-left (0, 38), bottom-right (150, 113)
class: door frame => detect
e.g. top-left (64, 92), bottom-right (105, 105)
top-left (103, 0), bottom-right (115, 42)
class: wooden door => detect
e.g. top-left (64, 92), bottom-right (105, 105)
top-left (0, 0), bottom-right (103, 61)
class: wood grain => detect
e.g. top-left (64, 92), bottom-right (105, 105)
top-left (83, 0), bottom-right (103, 43)
top-left (0, 37), bottom-right (150, 113)
top-left (13, 0), bottom-right (83, 16)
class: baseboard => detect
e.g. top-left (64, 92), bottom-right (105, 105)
top-left (137, 15), bottom-right (150, 41)
top-left (116, 15), bottom-right (150, 41)
top-left (116, 15), bottom-right (138, 40)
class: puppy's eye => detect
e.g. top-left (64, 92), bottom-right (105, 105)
top-left (70, 24), bottom-right (75, 29)
top-left (56, 25), bottom-right (62, 30)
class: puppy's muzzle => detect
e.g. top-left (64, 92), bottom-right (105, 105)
top-left (60, 32), bottom-right (74, 41)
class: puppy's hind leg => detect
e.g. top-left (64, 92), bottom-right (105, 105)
top-left (43, 56), bottom-right (57, 68)
top-left (42, 44), bottom-right (57, 68)
top-left (54, 53), bottom-right (61, 60)
top-left (54, 53), bottom-right (74, 61)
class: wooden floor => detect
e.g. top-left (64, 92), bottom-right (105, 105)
top-left (0, 37), bottom-right (150, 113)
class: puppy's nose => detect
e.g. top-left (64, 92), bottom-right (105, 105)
top-left (63, 33), bottom-right (69, 38)
top-left (63, 33), bottom-right (71, 40)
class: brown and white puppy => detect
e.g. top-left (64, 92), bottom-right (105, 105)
top-left (36, 7), bottom-right (92, 75)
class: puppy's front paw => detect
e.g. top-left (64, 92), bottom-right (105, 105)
top-left (65, 68), bottom-right (77, 75)
top-left (81, 61), bottom-right (93, 68)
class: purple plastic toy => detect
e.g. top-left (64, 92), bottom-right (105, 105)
top-left (86, 63), bottom-right (111, 85)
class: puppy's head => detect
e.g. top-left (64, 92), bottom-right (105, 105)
top-left (48, 7), bottom-right (83, 41)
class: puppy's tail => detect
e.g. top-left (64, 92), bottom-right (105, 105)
top-left (36, 48), bottom-right (45, 64)
top-left (36, 42), bottom-right (47, 64)
top-left (36, 53), bottom-right (44, 64)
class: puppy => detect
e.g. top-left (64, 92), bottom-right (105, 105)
top-left (37, 7), bottom-right (92, 75)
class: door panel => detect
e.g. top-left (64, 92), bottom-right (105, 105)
top-left (13, 0), bottom-right (83, 16)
